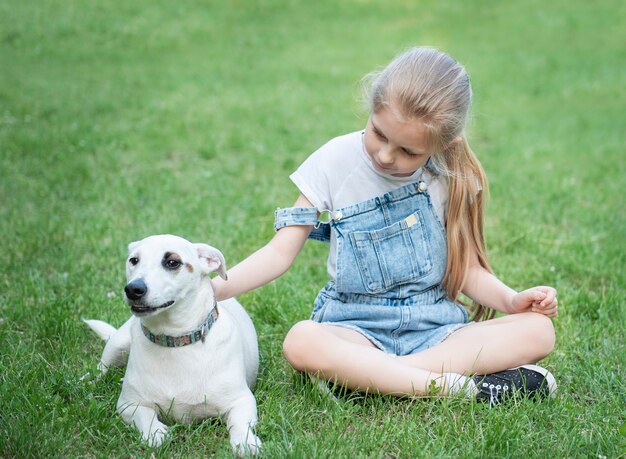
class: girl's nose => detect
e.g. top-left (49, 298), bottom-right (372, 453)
top-left (378, 145), bottom-right (394, 165)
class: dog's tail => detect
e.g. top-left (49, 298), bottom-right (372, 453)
top-left (83, 319), bottom-right (117, 341)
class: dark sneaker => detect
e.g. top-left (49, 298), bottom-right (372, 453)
top-left (473, 365), bottom-right (557, 407)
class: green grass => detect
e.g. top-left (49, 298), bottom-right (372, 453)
top-left (1, 0), bottom-right (624, 457)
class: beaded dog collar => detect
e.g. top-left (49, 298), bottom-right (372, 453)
top-left (141, 301), bottom-right (219, 348)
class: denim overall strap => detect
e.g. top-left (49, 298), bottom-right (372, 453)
top-left (274, 207), bottom-right (343, 242)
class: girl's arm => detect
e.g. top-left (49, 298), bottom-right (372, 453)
top-left (462, 247), bottom-right (558, 317)
top-left (212, 194), bottom-right (314, 301)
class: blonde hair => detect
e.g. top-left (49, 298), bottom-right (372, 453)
top-left (366, 46), bottom-right (494, 321)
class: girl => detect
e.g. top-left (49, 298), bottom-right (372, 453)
top-left (213, 47), bottom-right (558, 405)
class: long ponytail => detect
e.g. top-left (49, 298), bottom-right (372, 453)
top-left (436, 138), bottom-right (494, 321)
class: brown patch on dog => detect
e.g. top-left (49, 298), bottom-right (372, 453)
top-left (186, 263), bottom-right (194, 273)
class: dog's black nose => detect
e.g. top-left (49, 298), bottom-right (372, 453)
top-left (125, 279), bottom-right (147, 300)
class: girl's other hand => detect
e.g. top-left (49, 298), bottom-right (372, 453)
top-left (510, 286), bottom-right (558, 317)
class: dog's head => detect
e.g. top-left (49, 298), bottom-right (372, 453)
top-left (124, 234), bottom-right (227, 316)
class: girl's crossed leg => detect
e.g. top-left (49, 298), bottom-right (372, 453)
top-left (282, 312), bottom-right (555, 397)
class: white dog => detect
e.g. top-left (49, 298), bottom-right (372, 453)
top-left (84, 234), bottom-right (261, 455)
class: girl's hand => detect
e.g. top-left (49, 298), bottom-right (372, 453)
top-left (510, 286), bottom-right (558, 317)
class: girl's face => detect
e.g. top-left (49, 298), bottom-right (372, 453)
top-left (363, 107), bottom-right (434, 177)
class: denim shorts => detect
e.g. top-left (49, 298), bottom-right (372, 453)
top-left (311, 281), bottom-right (469, 356)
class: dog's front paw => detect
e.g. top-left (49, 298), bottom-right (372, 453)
top-left (143, 423), bottom-right (169, 448)
top-left (232, 434), bottom-right (262, 457)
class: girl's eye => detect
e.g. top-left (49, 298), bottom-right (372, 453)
top-left (164, 259), bottom-right (182, 270)
top-left (373, 129), bottom-right (387, 141)
top-left (402, 148), bottom-right (418, 156)
top-left (129, 257), bottom-right (139, 266)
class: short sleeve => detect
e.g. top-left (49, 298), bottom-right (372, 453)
top-left (289, 133), bottom-right (361, 211)
top-left (290, 155), bottom-right (331, 210)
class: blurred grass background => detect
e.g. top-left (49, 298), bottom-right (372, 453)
top-left (1, 0), bottom-right (624, 457)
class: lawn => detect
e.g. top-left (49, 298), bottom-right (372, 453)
top-left (1, 0), bottom-right (624, 457)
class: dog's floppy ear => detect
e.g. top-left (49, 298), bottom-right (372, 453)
top-left (194, 244), bottom-right (228, 280)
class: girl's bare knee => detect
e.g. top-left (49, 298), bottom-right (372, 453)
top-left (283, 320), bottom-right (320, 372)
top-left (525, 313), bottom-right (556, 360)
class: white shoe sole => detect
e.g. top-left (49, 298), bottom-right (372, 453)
top-left (515, 364), bottom-right (558, 398)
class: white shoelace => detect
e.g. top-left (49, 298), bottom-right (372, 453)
top-left (484, 382), bottom-right (510, 408)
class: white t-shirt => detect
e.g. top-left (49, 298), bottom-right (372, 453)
top-left (290, 130), bottom-right (449, 278)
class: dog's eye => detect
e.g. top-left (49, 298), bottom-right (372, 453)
top-left (129, 257), bottom-right (139, 266)
top-left (164, 259), bottom-right (182, 270)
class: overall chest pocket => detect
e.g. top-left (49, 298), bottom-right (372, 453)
top-left (348, 211), bottom-right (432, 294)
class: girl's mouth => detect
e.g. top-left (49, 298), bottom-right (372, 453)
top-left (372, 160), bottom-right (394, 173)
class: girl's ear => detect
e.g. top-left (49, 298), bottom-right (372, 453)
top-left (194, 243), bottom-right (228, 280)
top-left (444, 136), bottom-right (463, 150)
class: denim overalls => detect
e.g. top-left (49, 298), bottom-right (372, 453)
top-left (275, 178), bottom-right (468, 356)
